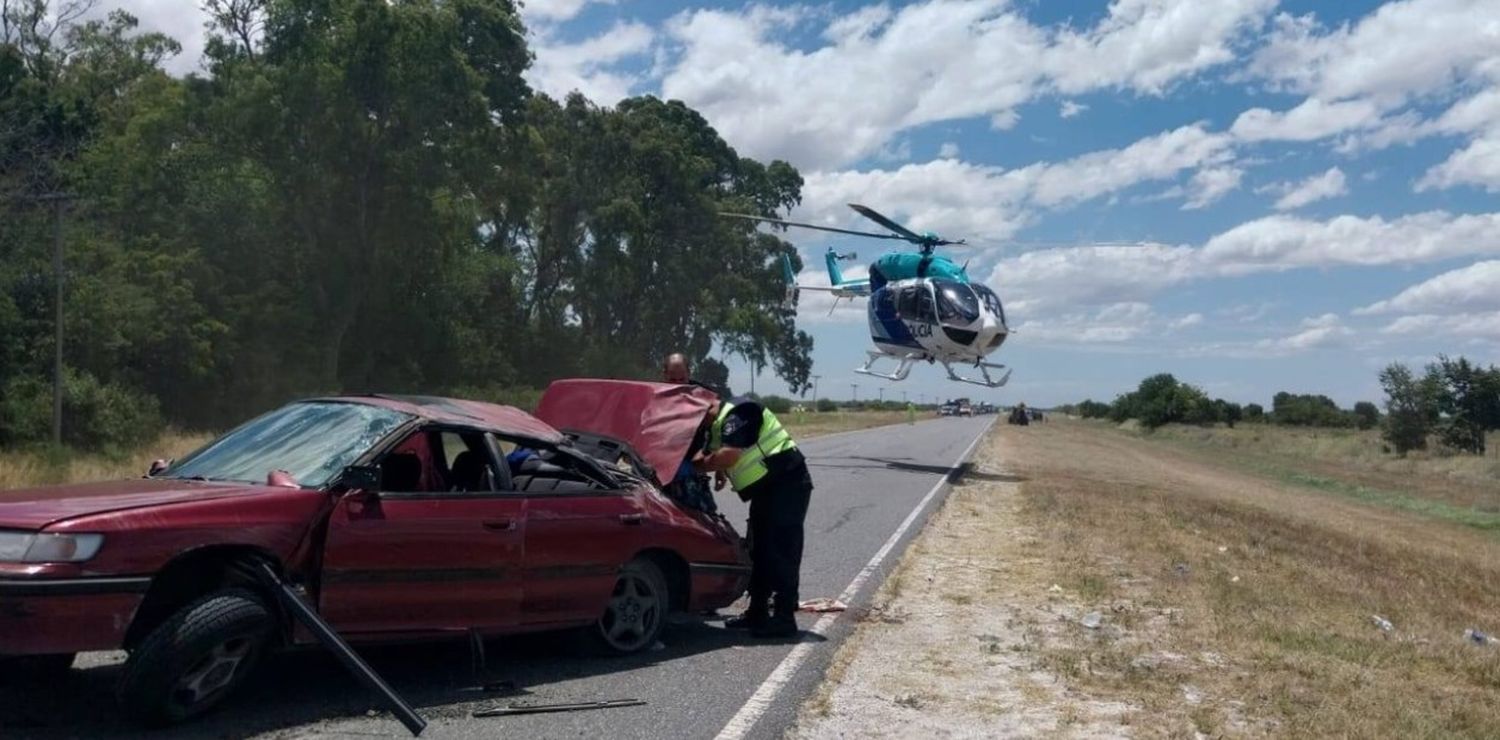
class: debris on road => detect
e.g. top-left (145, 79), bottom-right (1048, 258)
top-left (1464, 628), bottom-right (1497, 646)
top-left (1048, 584), bottom-right (1063, 593)
top-left (1080, 612), bottom-right (1103, 629)
top-left (799, 597), bottom-right (849, 613)
top-left (473, 699), bottom-right (646, 718)
top-left (254, 562), bottom-right (427, 737)
top-left (1371, 615), bottom-right (1394, 632)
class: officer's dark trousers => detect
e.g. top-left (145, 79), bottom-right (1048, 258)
top-left (746, 478), bottom-right (812, 615)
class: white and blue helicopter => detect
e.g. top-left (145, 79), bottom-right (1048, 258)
top-left (725, 204), bottom-right (1012, 388)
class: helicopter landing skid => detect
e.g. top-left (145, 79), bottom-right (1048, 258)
top-left (854, 351), bottom-right (917, 382)
top-left (943, 360), bottom-right (1012, 388)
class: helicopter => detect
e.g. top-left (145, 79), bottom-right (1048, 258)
top-left (723, 203), bottom-right (1012, 388)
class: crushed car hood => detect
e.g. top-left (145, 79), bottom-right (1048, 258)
top-left (535, 379), bottom-right (718, 486)
top-left (0, 478), bottom-right (286, 530)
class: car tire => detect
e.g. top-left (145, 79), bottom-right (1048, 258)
top-left (116, 588), bottom-right (273, 726)
top-left (587, 558), bottom-right (669, 656)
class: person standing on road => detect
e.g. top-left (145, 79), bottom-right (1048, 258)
top-left (693, 396), bottom-right (813, 638)
top-left (662, 352), bottom-right (724, 398)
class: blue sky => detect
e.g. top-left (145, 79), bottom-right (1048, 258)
top-left (125, 0), bottom-right (1500, 407)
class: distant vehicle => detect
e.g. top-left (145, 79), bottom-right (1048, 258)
top-left (958, 401), bottom-right (974, 417)
top-left (0, 383), bottom-right (747, 726)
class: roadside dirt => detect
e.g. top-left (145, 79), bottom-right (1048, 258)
top-left (790, 427), bottom-right (1139, 739)
top-left (793, 419), bottom-right (1500, 739)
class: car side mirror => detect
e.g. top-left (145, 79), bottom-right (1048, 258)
top-left (147, 459), bottom-right (171, 477)
top-left (337, 464), bottom-right (382, 493)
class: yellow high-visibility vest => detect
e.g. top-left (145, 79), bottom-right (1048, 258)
top-left (708, 400), bottom-right (798, 492)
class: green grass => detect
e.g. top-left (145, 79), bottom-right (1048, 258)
top-left (1279, 471), bottom-right (1500, 532)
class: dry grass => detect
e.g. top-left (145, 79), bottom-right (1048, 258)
top-left (1006, 419), bottom-right (1500, 738)
top-left (0, 432), bottom-right (212, 489)
top-left (783, 409), bottom-right (920, 440)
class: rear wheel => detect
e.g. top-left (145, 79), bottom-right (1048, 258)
top-left (116, 588), bottom-right (272, 726)
top-left (587, 558), bottom-right (668, 655)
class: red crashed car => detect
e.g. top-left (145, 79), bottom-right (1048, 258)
top-left (0, 380), bottom-right (746, 724)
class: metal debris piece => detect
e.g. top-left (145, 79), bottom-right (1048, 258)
top-left (1080, 612), bottom-right (1103, 629)
top-left (1371, 615), bottom-right (1394, 632)
top-left (473, 699), bottom-right (646, 718)
top-left (254, 563), bottom-right (427, 737)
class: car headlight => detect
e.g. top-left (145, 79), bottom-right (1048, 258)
top-left (0, 531), bottom-right (104, 563)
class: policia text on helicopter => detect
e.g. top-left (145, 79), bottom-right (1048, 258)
top-left (683, 378), bottom-right (813, 639)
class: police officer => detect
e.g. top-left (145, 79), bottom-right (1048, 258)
top-left (693, 396), bottom-right (812, 638)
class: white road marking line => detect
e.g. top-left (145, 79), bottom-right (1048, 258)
top-left (713, 418), bottom-right (997, 740)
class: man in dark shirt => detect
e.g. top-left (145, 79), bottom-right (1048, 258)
top-left (694, 397), bottom-right (812, 638)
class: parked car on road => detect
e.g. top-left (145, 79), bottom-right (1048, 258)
top-left (0, 381), bottom-right (747, 725)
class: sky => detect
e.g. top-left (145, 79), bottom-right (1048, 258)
top-left (112, 0), bottom-right (1500, 407)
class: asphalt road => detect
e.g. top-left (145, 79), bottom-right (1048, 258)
top-left (1, 414), bottom-right (995, 740)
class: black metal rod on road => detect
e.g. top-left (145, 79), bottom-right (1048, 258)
top-left (474, 698), bottom-right (646, 718)
top-left (255, 563), bottom-right (427, 737)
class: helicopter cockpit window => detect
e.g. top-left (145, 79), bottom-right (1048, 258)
top-left (973, 284), bottom-right (1005, 325)
top-left (934, 280), bottom-right (980, 324)
top-left (899, 285), bottom-right (936, 323)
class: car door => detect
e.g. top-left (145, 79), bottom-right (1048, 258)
top-left (319, 428), bottom-right (524, 637)
top-left (512, 446), bottom-right (647, 627)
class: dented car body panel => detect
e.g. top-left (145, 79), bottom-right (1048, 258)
top-left (0, 388), bottom-right (748, 658)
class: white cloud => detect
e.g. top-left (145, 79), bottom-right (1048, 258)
top-left (1182, 166), bottom-right (1243, 209)
top-left (1254, 313), bottom-right (1351, 353)
top-left (1261, 167), bottom-right (1348, 210)
top-left (1013, 302), bottom-right (1160, 344)
top-left (525, 21), bottom-right (655, 103)
top-left (1381, 312), bottom-right (1500, 340)
top-left (1230, 98), bottom-right (1381, 142)
top-left (1357, 260), bottom-right (1500, 315)
top-left (659, 0), bottom-right (1273, 169)
top-left (797, 123), bottom-right (1234, 241)
top-left (1170, 312), bottom-right (1205, 329)
top-left (988, 210), bottom-right (1500, 314)
top-left (1249, 0), bottom-right (1500, 105)
top-left (1059, 100), bottom-right (1089, 118)
top-left (938, 141), bottom-right (961, 159)
top-left (522, 0), bottom-right (617, 23)
top-left (1417, 136), bottom-right (1500, 192)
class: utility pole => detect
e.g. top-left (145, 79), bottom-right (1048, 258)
top-left (902, 390), bottom-right (908, 404)
top-left (878, 387), bottom-right (884, 405)
top-left (810, 375), bottom-right (821, 409)
top-left (51, 197), bottom-right (63, 445)
top-left (851, 383), bottom-right (859, 404)
top-left (4, 192), bottom-right (74, 445)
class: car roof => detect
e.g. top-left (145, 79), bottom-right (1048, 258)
top-left (313, 394), bottom-right (564, 445)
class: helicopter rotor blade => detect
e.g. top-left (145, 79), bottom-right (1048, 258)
top-left (847, 203), bottom-right (927, 243)
top-left (720, 212), bottom-right (908, 241)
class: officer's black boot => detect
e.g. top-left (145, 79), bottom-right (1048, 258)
top-left (725, 600), bottom-right (768, 630)
top-left (751, 610), bottom-right (797, 638)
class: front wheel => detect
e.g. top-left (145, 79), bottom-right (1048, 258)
top-left (116, 588), bottom-right (273, 726)
top-left (587, 558), bottom-right (668, 655)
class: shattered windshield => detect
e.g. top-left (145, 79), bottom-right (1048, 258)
top-left (162, 402), bottom-right (411, 487)
top-left (934, 280), bottom-right (980, 324)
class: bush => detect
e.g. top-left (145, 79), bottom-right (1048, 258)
top-left (1, 370), bottom-right (163, 451)
top-left (1271, 392), bottom-right (1349, 427)
top-left (1076, 399), bottom-right (1112, 419)
top-left (1112, 373), bottom-right (1210, 429)
top-left (756, 395), bottom-right (794, 414)
top-left (1244, 403), bottom-right (1265, 422)
top-left (815, 398), bottom-right (838, 413)
top-left (1352, 401), bottom-right (1380, 430)
top-left (1379, 363), bottom-right (1432, 455)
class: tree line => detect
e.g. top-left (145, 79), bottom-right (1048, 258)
top-left (1, 0), bottom-right (813, 452)
top-left (1065, 355), bottom-right (1500, 456)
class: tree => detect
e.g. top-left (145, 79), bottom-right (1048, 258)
top-left (1244, 403), bottom-right (1265, 423)
top-left (1110, 373), bottom-right (1210, 429)
top-left (1352, 401), bottom-right (1380, 430)
top-left (1427, 355), bottom-right (1491, 454)
top-left (1271, 392), bottom-right (1348, 427)
top-left (1379, 362), bottom-right (1434, 454)
top-left (1214, 399), bottom-right (1243, 428)
top-left (1076, 399), bottom-right (1111, 419)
